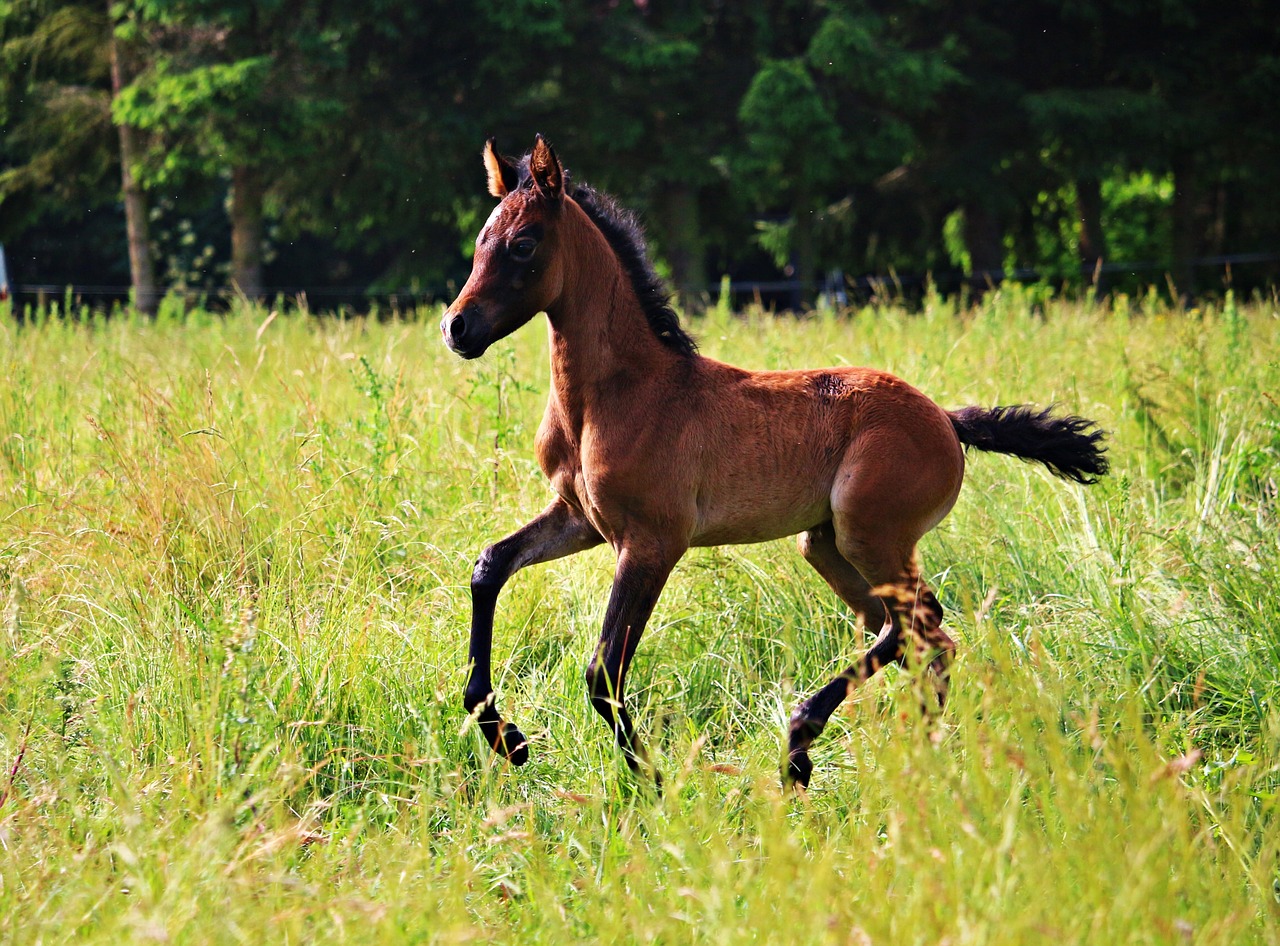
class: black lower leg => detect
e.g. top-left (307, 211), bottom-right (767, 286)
top-left (584, 545), bottom-right (677, 786)
top-left (785, 618), bottom-right (907, 788)
top-left (586, 665), bottom-right (651, 776)
top-left (465, 584), bottom-right (530, 765)
top-left (462, 501), bottom-right (601, 767)
top-left (904, 586), bottom-right (953, 715)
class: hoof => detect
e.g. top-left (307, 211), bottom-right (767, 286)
top-left (785, 750), bottom-right (813, 790)
top-left (623, 749), bottom-right (663, 793)
top-left (494, 722), bottom-right (530, 766)
top-left (636, 763), bottom-right (664, 797)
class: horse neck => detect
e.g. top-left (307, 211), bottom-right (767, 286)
top-left (545, 201), bottom-right (678, 409)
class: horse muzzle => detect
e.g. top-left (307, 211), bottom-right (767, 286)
top-left (440, 303), bottom-right (491, 359)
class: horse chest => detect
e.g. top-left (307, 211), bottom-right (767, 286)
top-left (535, 408), bottom-right (655, 541)
top-left (535, 410), bottom-right (599, 519)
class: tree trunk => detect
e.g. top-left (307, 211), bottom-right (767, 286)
top-left (653, 184), bottom-right (707, 313)
top-left (107, 11), bottom-right (157, 315)
top-left (1209, 182), bottom-right (1227, 259)
top-left (230, 164), bottom-right (265, 300)
top-left (791, 201), bottom-right (817, 311)
top-left (1076, 176), bottom-right (1108, 293)
top-left (1171, 157), bottom-right (1198, 301)
top-left (962, 201), bottom-right (1004, 285)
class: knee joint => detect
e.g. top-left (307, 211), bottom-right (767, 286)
top-left (463, 684), bottom-right (492, 715)
top-left (788, 709), bottom-right (825, 742)
top-left (471, 545), bottom-right (506, 596)
top-left (919, 589), bottom-right (944, 627)
top-left (584, 660), bottom-right (619, 705)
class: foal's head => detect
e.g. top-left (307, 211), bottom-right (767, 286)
top-left (441, 135), bottom-right (568, 359)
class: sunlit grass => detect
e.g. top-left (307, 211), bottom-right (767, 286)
top-left (1, 288), bottom-right (1277, 943)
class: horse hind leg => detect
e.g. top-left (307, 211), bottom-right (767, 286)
top-left (786, 525), bottom-right (905, 787)
top-left (796, 522), bottom-right (888, 635)
top-left (869, 560), bottom-right (955, 715)
top-left (851, 543), bottom-right (955, 719)
top-left (787, 531), bottom-right (955, 788)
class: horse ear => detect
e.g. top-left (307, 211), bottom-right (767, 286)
top-left (529, 134), bottom-right (563, 200)
top-left (484, 138), bottom-right (519, 198)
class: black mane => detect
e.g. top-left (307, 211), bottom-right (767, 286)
top-left (515, 157), bottom-right (698, 358)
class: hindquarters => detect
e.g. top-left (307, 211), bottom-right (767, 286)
top-left (826, 400), bottom-right (963, 666)
top-left (786, 393), bottom-right (964, 786)
top-left (832, 386), bottom-right (966, 560)
top-left (825, 391), bottom-right (962, 676)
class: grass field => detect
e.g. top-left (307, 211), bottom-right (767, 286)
top-left (1, 288), bottom-right (1278, 944)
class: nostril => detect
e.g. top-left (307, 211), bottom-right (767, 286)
top-left (448, 315), bottom-right (467, 342)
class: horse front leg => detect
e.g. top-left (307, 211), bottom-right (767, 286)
top-left (466, 499), bottom-right (602, 765)
top-left (585, 542), bottom-right (682, 785)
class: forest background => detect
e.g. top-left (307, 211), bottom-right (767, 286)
top-left (2, 0), bottom-right (1279, 311)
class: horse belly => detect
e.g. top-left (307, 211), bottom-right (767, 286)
top-left (686, 384), bottom-right (852, 546)
top-left (689, 457), bottom-right (836, 547)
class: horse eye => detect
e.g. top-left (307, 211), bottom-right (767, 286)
top-left (509, 238), bottom-right (537, 261)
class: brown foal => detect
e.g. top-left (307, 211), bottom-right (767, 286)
top-left (442, 135), bottom-right (1108, 789)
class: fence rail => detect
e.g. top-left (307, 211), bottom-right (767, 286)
top-left (6, 250), bottom-right (1278, 308)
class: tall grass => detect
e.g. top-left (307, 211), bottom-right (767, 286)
top-left (0, 289), bottom-right (1277, 943)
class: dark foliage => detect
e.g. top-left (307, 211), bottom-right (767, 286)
top-left (2, 0), bottom-right (1278, 305)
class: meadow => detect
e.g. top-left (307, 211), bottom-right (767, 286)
top-left (0, 288), bottom-right (1277, 944)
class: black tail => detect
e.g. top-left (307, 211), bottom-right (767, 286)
top-left (949, 405), bottom-right (1109, 485)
